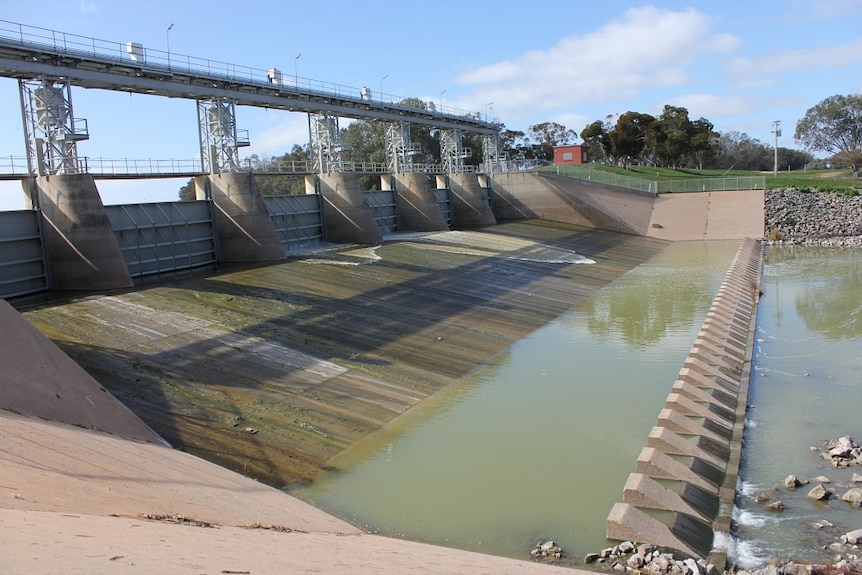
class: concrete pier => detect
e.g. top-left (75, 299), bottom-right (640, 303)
top-left (448, 173), bottom-right (496, 226)
top-left (389, 173), bottom-right (448, 232)
top-left (201, 173), bottom-right (286, 263)
top-left (607, 238), bottom-right (763, 564)
top-left (33, 174), bottom-right (133, 291)
top-left (316, 173), bottom-right (383, 244)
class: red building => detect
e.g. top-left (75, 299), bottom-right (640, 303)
top-left (553, 144), bottom-right (589, 165)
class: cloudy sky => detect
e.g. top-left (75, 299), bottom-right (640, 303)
top-left (1, 0), bottom-right (861, 208)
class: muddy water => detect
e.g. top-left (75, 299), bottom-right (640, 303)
top-left (295, 240), bottom-right (741, 563)
top-left (732, 246), bottom-right (862, 568)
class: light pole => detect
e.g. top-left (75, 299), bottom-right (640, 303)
top-left (772, 120), bottom-right (781, 178)
top-left (440, 89), bottom-right (447, 113)
top-left (294, 52), bottom-right (302, 85)
top-left (166, 23), bottom-right (174, 67)
top-left (380, 74), bottom-right (388, 102)
top-left (486, 101), bottom-right (494, 120)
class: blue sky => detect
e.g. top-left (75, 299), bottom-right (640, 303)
top-left (1, 0), bottom-right (861, 209)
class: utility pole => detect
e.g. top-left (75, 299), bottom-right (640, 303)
top-left (772, 120), bottom-right (781, 177)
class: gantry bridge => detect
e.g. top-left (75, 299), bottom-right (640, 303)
top-left (0, 19), bottom-right (502, 178)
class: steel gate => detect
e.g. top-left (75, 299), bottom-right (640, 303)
top-left (365, 190), bottom-right (398, 233)
top-left (0, 209), bottom-right (49, 301)
top-left (105, 201), bottom-right (217, 281)
top-left (434, 188), bottom-right (452, 228)
top-left (263, 194), bottom-right (324, 251)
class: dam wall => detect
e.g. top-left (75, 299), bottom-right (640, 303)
top-left (489, 172), bottom-right (765, 241)
top-left (606, 237), bottom-right (763, 565)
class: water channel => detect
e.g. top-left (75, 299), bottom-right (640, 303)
top-left (296, 241), bottom-right (862, 568)
top-left (296, 239), bottom-right (741, 564)
top-left (735, 245), bottom-right (862, 567)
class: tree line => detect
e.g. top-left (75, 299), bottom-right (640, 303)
top-left (181, 93), bottom-right (862, 199)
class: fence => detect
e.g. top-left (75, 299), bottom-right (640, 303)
top-left (543, 165), bottom-right (766, 195)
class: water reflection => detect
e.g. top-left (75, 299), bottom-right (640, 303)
top-left (583, 242), bottom-right (735, 347)
top-left (296, 240), bottom-right (740, 563)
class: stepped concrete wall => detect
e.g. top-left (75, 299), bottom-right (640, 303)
top-left (607, 238), bottom-right (763, 566)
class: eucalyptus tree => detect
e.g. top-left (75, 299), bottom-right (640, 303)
top-left (795, 94), bottom-right (862, 178)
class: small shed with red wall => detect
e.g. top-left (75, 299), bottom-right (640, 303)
top-left (553, 144), bottom-right (588, 165)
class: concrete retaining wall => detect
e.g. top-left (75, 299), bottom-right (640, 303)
top-left (606, 238), bottom-right (763, 565)
top-left (489, 172), bottom-right (765, 241)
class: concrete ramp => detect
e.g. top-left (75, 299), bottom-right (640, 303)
top-left (0, 299), bottom-right (163, 443)
top-left (607, 238), bottom-right (762, 564)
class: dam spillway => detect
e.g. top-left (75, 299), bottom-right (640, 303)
top-left (606, 238), bottom-right (763, 564)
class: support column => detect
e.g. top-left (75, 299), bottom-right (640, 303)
top-left (390, 173), bottom-right (447, 232)
top-left (448, 173), bottom-right (496, 227)
top-left (315, 173), bottom-right (382, 244)
top-left (34, 174), bottom-right (133, 291)
top-left (203, 172), bottom-right (285, 262)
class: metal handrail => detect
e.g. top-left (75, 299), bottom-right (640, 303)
top-left (0, 19), bottom-right (501, 125)
top-left (543, 165), bottom-right (766, 194)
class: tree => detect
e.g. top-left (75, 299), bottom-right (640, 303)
top-left (689, 118), bottom-right (719, 170)
top-left (653, 105), bottom-right (693, 168)
top-left (580, 120), bottom-right (611, 163)
top-left (528, 122), bottom-right (578, 161)
top-left (178, 178), bottom-right (196, 201)
top-left (610, 112), bottom-right (655, 169)
top-left (795, 94), bottom-right (862, 178)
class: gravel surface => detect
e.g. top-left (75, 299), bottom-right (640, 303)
top-left (765, 187), bottom-right (862, 246)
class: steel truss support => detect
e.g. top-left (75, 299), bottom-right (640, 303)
top-left (197, 98), bottom-right (250, 174)
top-left (19, 77), bottom-right (90, 176)
top-left (440, 129), bottom-right (472, 174)
top-left (384, 122), bottom-right (422, 174)
top-left (308, 113), bottom-right (349, 173)
top-left (482, 133), bottom-right (505, 175)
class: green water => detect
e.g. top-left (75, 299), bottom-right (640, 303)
top-left (733, 245), bottom-right (862, 568)
top-left (295, 239), bottom-right (741, 564)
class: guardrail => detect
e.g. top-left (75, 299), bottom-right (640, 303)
top-left (0, 19), bottom-right (499, 125)
top-left (542, 165), bottom-right (766, 194)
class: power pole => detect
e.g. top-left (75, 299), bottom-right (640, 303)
top-left (772, 120), bottom-right (781, 177)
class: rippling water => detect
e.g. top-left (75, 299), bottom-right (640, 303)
top-left (734, 245), bottom-right (862, 568)
top-left (295, 240), bottom-right (740, 564)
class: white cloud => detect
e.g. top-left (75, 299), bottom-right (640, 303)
top-left (455, 6), bottom-right (741, 120)
top-left (245, 114), bottom-right (309, 158)
top-left (727, 37), bottom-right (862, 88)
top-left (78, 0), bottom-right (98, 12)
top-left (668, 93), bottom-right (756, 120)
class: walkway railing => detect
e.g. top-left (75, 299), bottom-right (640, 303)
top-left (0, 19), bottom-right (499, 125)
top-left (542, 165), bottom-right (766, 194)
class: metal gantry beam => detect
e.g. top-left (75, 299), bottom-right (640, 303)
top-left (19, 77), bottom-right (90, 176)
top-left (197, 98), bottom-right (249, 174)
top-left (0, 19), bottom-right (501, 136)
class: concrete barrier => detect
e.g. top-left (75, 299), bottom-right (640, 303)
top-left (607, 238), bottom-right (762, 565)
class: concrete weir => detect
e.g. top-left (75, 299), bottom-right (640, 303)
top-left (606, 237), bottom-right (763, 566)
